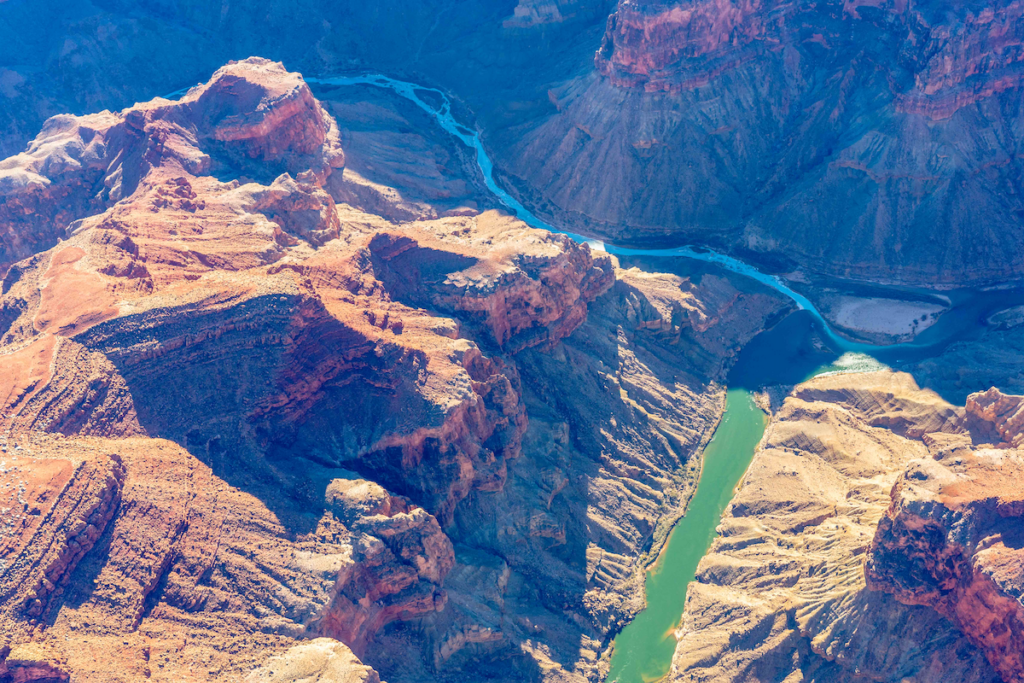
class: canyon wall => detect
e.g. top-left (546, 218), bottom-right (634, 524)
top-left (867, 388), bottom-right (1024, 683)
top-left (6, 0), bottom-right (1024, 285)
top-left (0, 57), bottom-right (787, 683)
top-left (489, 0), bottom-right (1024, 284)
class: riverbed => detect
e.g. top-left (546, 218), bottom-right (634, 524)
top-left (605, 388), bottom-right (767, 683)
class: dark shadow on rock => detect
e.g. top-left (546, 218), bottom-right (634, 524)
top-left (728, 309), bottom-right (842, 390)
top-left (368, 232), bottom-right (529, 356)
top-left (45, 512), bottom-right (119, 623)
top-left (368, 233), bottom-right (479, 312)
top-left (70, 292), bottom-right (428, 536)
top-left (370, 276), bottom-right (734, 682)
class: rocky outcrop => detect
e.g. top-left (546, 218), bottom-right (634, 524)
top-left (672, 371), bottom-right (1001, 682)
top-left (0, 643), bottom-right (70, 683)
top-left (245, 638), bottom-right (380, 683)
top-left (315, 478), bottom-right (454, 654)
top-left (0, 57), bottom-right (344, 274)
top-left (867, 388), bottom-right (1024, 683)
top-left (0, 450), bottom-right (124, 630)
top-left (966, 387), bottom-right (1024, 447)
top-left (0, 57), bottom-right (789, 683)
top-left (595, 0), bottom-right (766, 92)
top-left (366, 214), bottom-right (613, 352)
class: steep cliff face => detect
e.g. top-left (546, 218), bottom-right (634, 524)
top-left (867, 388), bottom-right (1024, 683)
top-left (669, 373), bottom-right (1024, 683)
top-left (0, 433), bottom-right (450, 682)
top-left (595, 0), bottom-right (766, 92)
top-left (0, 57), bottom-right (789, 683)
top-left (489, 0), bottom-right (1024, 285)
top-left (0, 57), bottom-right (345, 275)
top-left (370, 259), bottom-right (784, 683)
top-left (670, 372), bottom-right (988, 681)
top-left (593, 0), bottom-right (1024, 105)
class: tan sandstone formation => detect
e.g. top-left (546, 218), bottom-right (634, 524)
top-left (867, 388), bottom-right (1024, 683)
top-left (245, 638), bottom-right (380, 683)
top-left (672, 371), bottom-right (1002, 682)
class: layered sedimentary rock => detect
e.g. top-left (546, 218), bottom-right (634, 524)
top-left (489, 0), bottom-right (1024, 285)
top-left (671, 371), bottom-right (1002, 682)
top-left (6, 1), bottom-right (1024, 285)
top-left (245, 638), bottom-right (380, 683)
top-left (0, 57), bottom-right (788, 682)
top-left (366, 258), bottom-right (784, 682)
top-left (595, 0), bottom-right (765, 92)
top-left (867, 388), bottom-right (1024, 683)
top-left (0, 56), bottom-right (344, 274)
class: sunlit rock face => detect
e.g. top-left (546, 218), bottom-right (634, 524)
top-left (867, 387), bottom-right (1024, 683)
top-left (0, 56), bottom-right (344, 274)
top-left (671, 371), bottom-right (1004, 682)
top-left (595, 0), bottom-right (767, 92)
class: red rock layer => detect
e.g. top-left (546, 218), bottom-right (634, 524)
top-left (595, 0), bottom-right (767, 92)
top-left (493, 0), bottom-right (1024, 286)
top-left (895, 2), bottom-right (1024, 119)
top-left (0, 56), bottom-right (616, 681)
top-left (0, 452), bottom-right (123, 626)
top-left (0, 56), bottom-right (344, 276)
top-left (315, 479), bottom-right (455, 654)
top-left (595, 0), bottom-right (1024, 116)
top-left (867, 388), bottom-right (1024, 682)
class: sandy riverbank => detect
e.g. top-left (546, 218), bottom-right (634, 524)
top-left (816, 293), bottom-right (947, 343)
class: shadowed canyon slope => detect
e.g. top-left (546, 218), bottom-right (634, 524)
top-left (4, 0), bottom-right (1024, 283)
top-left (493, 0), bottom-right (1024, 284)
top-left (0, 58), bottom-right (790, 682)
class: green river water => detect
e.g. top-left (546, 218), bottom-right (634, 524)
top-left (606, 388), bottom-right (768, 683)
top-left (605, 307), bottom-right (891, 683)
